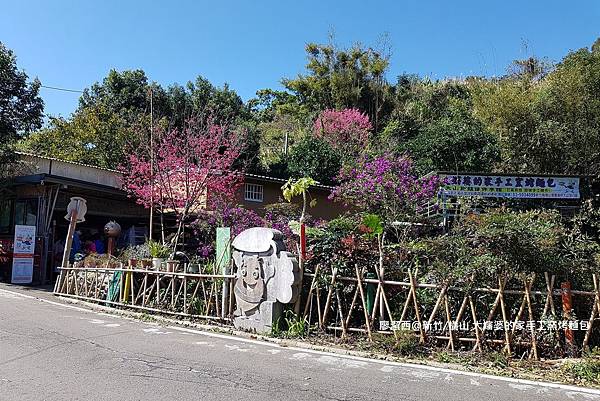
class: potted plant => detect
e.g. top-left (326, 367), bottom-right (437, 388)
top-left (122, 244), bottom-right (150, 269)
top-left (148, 240), bottom-right (170, 270)
top-left (187, 256), bottom-right (200, 274)
top-left (165, 259), bottom-right (180, 272)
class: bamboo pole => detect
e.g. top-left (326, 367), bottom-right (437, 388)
top-left (426, 285), bottom-right (448, 331)
top-left (583, 274), bottom-right (600, 350)
top-left (303, 265), bottom-right (321, 318)
top-left (444, 294), bottom-right (455, 351)
top-left (354, 265), bottom-right (372, 340)
top-left (469, 296), bottom-right (483, 352)
top-left (409, 269), bottom-right (425, 343)
top-left (335, 287), bottom-right (348, 339)
top-left (344, 268), bottom-right (363, 328)
top-left (524, 274), bottom-right (538, 360)
top-left (497, 277), bottom-right (511, 355)
top-left (321, 267), bottom-right (339, 327)
top-left (183, 276), bottom-right (188, 314)
top-left (543, 272), bottom-right (556, 317)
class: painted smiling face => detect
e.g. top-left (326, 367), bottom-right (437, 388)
top-left (240, 256), bottom-right (261, 288)
top-left (234, 255), bottom-right (265, 314)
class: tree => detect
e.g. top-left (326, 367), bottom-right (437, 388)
top-left (256, 114), bottom-right (306, 169)
top-left (313, 108), bottom-right (372, 162)
top-left (471, 38), bottom-right (600, 175)
top-left (20, 69), bottom-right (254, 170)
top-left (330, 153), bottom-right (442, 224)
top-left (122, 117), bottom-right (244, 249)
top-left (401, 102), bottom-right (500, 174)
top-left (283, 41), bottom-right (393, 132)
top-left (282, 177), bottom-right (317, 224)
top-left (0, 42), bottom-right (43, 171)
top-left (287, 136), bottom-right (341, 185)
top-left (19, 104), bottom-right (129, 169)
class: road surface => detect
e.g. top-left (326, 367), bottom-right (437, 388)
top-left (0, 284), bottom-right (598, 401)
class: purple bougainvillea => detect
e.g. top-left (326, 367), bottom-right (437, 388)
top-left (329, 153), bottom-right (443, 222)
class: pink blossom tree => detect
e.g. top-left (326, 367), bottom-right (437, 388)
top-left (313, 108), bottom-right (372, 160)
top-left (122, 117), bottom-right (244, 249)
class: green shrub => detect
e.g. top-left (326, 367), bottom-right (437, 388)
top-left (272, 310), bottom-right (308, 338)
top-left (562, 358), bottom-right (600, 385)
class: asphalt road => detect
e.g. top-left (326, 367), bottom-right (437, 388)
top-left (0, 285), bottom-right (598, 401)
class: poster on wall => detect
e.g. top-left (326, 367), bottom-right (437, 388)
top-left (13, 224), bottom-right (36, 254)
top-left (440, 174), bottom-right (580, 199)
top-left (11, 257), bottom-right (34, 284)
top-left (12, 224), bottom-right (36, 284)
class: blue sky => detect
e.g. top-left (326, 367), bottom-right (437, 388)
top-left (2, 0), bottom-right (599, 118)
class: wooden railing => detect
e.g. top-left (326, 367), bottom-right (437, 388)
top-left (54, 266), bottom-right (235, 321)
top-left (54, 262), bottom-right (600, 358)
top-left (301, 266), bottom-right (600, 359)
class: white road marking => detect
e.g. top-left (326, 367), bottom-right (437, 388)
top-left (224, 344), bottom-right (250, 352)
top-left (316, 355), bottom-right (368, 369)
top-left (511, 383), bottom-right (535, 391)
top-left (290, 352), bottom-right (311, 360)
top-left (194, 341), bottom-right (215, 347)
top-left (143, 327), bottom-right (171, 335)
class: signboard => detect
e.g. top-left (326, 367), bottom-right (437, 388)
top-left (216, 227), bottom-right (231, 275)
top-left (440, 174), bottom-right (580, 199)
top-left (13, 224), bottom-right (36, 254)
top-left (11, 257), bottom-right (34, 284)
top-left (12, 224), bottom-right (36, 284)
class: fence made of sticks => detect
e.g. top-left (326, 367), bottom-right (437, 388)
top-left (54, 265), bottom-right (234, 321)
top-left (301, 265), bottom-right (600, 359)
top-left (54, 262), bottom-right (600, 359)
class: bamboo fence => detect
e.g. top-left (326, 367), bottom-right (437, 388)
top-left (54, 265), bottom-right (235, 321)
top-left (302, 266), bottom-right (600, 359)
top-left (54, 263), bottom-right (600, 358)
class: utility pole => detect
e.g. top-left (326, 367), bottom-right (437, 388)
top-left (149, 88), bottom-right (154, 241)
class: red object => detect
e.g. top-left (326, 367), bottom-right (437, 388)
top-left (300, 223), bottom-right (306, 261)
top-left (561, 281), bottom-right (574, 346)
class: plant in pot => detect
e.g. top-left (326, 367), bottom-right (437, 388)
top-left (148, 240), bottom-right (170, 270)
top-left (165, 259), bottom-right (180, 272)
top-left (187, 256), bottom-right (200, 274)
top-left (122, 243), bottom-right (150, 269)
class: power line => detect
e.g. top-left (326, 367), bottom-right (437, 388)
top-left (40, 85), bottom-right (84, 93)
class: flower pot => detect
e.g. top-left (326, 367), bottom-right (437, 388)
top-left (152, 257), bottom-right (164, 270)
top-left (166, 260), bottom-right (179, 272)
top-left (128, 258), bottom-right (138, 269)
top-left (141, 259), bottom-right (152, 270)
top-left (187, 263), bottom-right (200, 274)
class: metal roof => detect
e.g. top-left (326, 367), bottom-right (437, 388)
top-left (16, 152), bottom-right (335, 191)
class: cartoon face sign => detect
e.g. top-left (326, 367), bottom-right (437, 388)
top-left (240, 256), bottom-right (261, 288)
top-left (234, 255), bottom-right (265, 314)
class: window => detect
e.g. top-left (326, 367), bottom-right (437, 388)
top-left (15, 199), bottom-right (38, 227)
top-left (0, 199), bottom-right (13, 234)
top-left (244, 183), bottom-right (263, 202)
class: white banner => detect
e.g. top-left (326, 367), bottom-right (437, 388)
top-left (12, 224), bottom-right (36, 284)
top-left (11, 257), bottom-right (34, 284)
top-left (14, 224), bottom-right (36, 254)
top-left (440, 174), bottom-right (580, 199)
